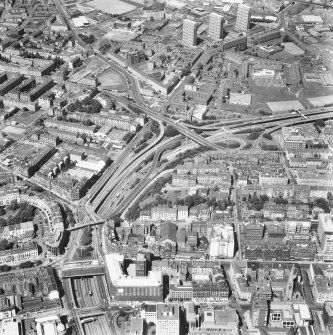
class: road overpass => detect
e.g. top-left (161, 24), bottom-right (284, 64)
top-left (62, 265), bottom-right (105, 278)
top-left (67, 220), bottom-right (105, 231)
top-left (265, 112), bottom-right (333, 134)
top-left (108, 94), bottom-right (225, 150)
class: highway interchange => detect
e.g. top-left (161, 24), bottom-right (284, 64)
top-left (48, 1), bottom-right (333, 334)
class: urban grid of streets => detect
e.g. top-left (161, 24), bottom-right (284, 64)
top-left (0, 0), bottom-right (332, 335)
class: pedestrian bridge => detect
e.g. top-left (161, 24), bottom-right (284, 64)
top-left (66, 221), bottom-right (105, 231)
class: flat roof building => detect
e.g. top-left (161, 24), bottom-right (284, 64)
top-left (156, 304), bottom-right (180, 335)
top-left (104, 254), bottom-right (163, 302)
top-left (183, 19), bottom-right (198, 47)
top-left (235, 4), bottom-right (251, 31)
top-left (209, 13), bottom-right (224, 40)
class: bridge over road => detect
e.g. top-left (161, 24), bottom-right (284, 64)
top-left (62, 265), bottom-right (105, 278)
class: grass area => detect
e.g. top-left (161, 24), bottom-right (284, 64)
top-left (250, 85), bottom-right (296, 115)
top-left (86, 0), bottom-right (136, 14)
top-left (0, 207), bottom-right (19, 219)
top-left (98, 68), bottom-right (127, 87)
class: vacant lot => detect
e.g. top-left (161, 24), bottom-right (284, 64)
top-left (87, 0), bottom-right (136, 14)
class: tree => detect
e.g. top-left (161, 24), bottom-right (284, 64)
top-left (0, 218), bottom-right (6, 227)
top-left (9, 199), bottom-right (19, 210)
top-left (263, 133), bottom-right (272, 140)
top-left (0, 239), bottom-right (8, 251)
top-left (314, 198), bottom-right (330, 213)
top-left (314, 119), bottom-right (326, 128)
top-left (80, 227), bottom-right (93, 246)
top-left (110, 215), bottom-right (123, 227)
top-left (123, 132), bottom-right (134, 143)
top-left (7, 215), bottom-right (20, 226)
top-left (83, 120), bottom-right (93, 126)
top-left (273, 197), bottom-right (288, 205)
top-left (90, 100), bottom-right (102, 114)
top-left (282, 35), bottom-right (290, 43)
top-left (165, 126), bottom-right (179, 137)
top-left (66, 103), bottom-right (75, 112)
top-left (19, 261), bottom-right (33, 269)
top-left (0, 264), bottom-right (11, 272)
top-left (150, 120), bottom-right (160, 135)
top-left (75, 100), bottom-right (83, 110)
top-left (247, 132), bottom-right (260, 140)
top-left (0, 208), bottom-right (5, 216)
top-left (125, 203), bottom-right (141, 221)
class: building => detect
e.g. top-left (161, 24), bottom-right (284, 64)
top-left (1, 221), bottom-right (34, 240)
top-left (317, 214), bottom-right (333, 261)
top-left (269, 302), bottom-right (295, 328)
top-left (104, 254), bottom-right (163, 302)
top-left (209, 13), bottom-right (224, 40)
top-left (135, 253), bottom-right (147, 277)
top-left (151, 206), bottom-right (177, 221)
top-left (177, 206), bottom-right (188, 220)
top-left (235, 4), bottom-right (251, 31)
top-left (189, 308), bottom-right (239, 335)
top-left (13, 146), bottom-right (56, 178)
top-left (0, 172), bottom-right (16, 184)
top-left (0, 245), bottom-right (38, 264)
top-left (156, 303), bottom-right (179, 335)
top-left (125, 316), bottom-right (144, 335)
top-left (282, 127), bottom-right (307, 151)
top-left (244, 222), bottom-right (264, 240)
top-left (209, 225), bottom-right (234, 258)
top-left (172, 173), bottom-right (196, 187)
top-left (183, 19), bottom-right (198, 47)
top-left (259, 172), bottom-right (288, 186)
top-left (192, 282), bottom-right (229, 304)
top-left (251, 295), bottom-right (268, 327)
top-left (169, 282), bottom-right (193, 302)
top-left (44, 118), bottom-right (96, 136)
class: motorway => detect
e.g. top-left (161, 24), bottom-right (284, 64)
top-left (89, 127), bottom-right (246, 219)
top-left (49, 3), bottom-right (333, 333)
top-left (89, 121), bottom-right (163, 207)
top-left (83, 106), bottom-right (333, 220)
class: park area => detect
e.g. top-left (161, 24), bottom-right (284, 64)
top-left (86, 0), bottom-right (136, 14)
top-left (98, 68), bottom-right (128, 90)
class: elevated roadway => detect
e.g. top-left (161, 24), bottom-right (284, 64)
top-left (89, 121), bottom-right (165, 210)
top-left (88, 121), bottom-right (152, 203)
top-left (105, 93), bottom-right (226, 151)
top-left (265, 111), bottom-right (333, 134)
top-left (182, 107), bottom-right (333, 132)
top-left (62, 266), bottom-right (105, 278)
top-left (95, 135), bottom-right (183, 217)
top-left (66, 220), bottom-right (104, 231)
top-left (95, 130), bottom-right (245, 218)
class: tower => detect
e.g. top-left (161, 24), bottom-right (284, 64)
top-left (182, 19), bottom-right (198, 47)
top-left (235, 4), bottom-right (251, 31)
top-left (209, 13), bottom-right (224, 40)
top-left (135, 253), bottom-right (147, 277)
